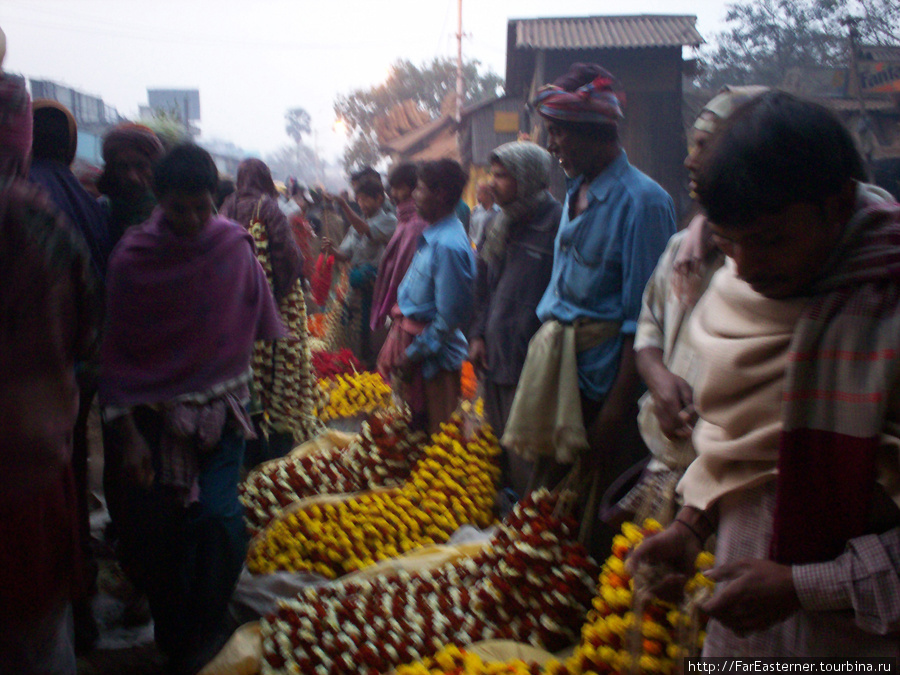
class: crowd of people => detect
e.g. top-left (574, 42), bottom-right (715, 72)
top-left (4, 18), bottom-right (900, 673)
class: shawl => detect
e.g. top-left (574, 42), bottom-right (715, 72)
top-left (534, 69), bottom-right (624, 126)
top-left (0, 73), bottom-right (31, 179)
top-left (677, 259), bottom-right (807, 510)
top-left (370, 198), bottom-right (429, 330)
top-left (501, 319), bottom-right (621, 463)
top-left (29, 158), bottom-right (111, 281)
top-left (481, 141), bottom-right (555, 266)
top-left (220, 159), bottom-right (302, 301)
top-left (771, 185), bottom-right (900, 564)
top-left (99, 210), bottom-right (285, 408)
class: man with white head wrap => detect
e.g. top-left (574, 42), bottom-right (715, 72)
top-left (468, 141), bottom-right (562, 497)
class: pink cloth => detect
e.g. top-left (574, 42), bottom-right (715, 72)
top-left (377, 305), bottom-right (427, 414)
top-left (99, 210), bottom-right (286, 408)
top-left (370, 199), bottom-right (429, 330)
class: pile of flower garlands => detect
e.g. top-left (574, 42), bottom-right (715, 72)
top-left (240, 409), bottom-right (425, 534)
top-left (316, 370), bottom-right (393, 422)
top-left (312, 347), bottom-right (363, 381)
top-left (249, 218), bottom-right (323, 444)
top-left (394, 521), bottom-right (714, 675)
top-left (396, 645), bottom-right (543, 675)
top-left (259, 489), bottom-right (600, 675)
top-left (247, 413), bottom-right (500, 578)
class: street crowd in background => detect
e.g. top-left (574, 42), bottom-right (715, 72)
top-left (4, 17), bottom-right (900, 675)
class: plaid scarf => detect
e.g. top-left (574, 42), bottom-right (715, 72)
top-left (771, 185), bottom-right (900, 564)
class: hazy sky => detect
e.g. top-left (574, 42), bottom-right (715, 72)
top-left (2, 0), bottom-right (731, 162)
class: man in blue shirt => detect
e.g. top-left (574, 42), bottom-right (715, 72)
top-left (378, 159), bottom-right (476, 433)
top-left (502, 63), bottom-right (676, 543)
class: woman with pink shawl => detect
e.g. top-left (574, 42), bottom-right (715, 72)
top-left (370, 162), bottom-right (429, 331)
top-left (99, 144), bottom-right (284, 674)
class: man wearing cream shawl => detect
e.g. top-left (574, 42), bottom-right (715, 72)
top-left (630, 91), bottom-right (900, 657)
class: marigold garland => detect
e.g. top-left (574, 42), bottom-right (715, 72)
top-left (541, 521), bottom-right (714, 675)
top-left (240, 409), bottom-right (425, 534)
top-left (249, 217), bottom-right (323, 444)
top-left (461, 361), bottom-right (478, 401)
top-left (260, 489), bottom-right (600, 675)
top-left (247, 412), bottom-right (501, 579)
top-left (396, 644), bottom-right (542, 675)
top-left (316, 370), bottom-right (393, 422)
top-left (307, 312), bottom-right (328, 339)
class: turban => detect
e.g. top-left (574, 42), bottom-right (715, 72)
top-left (101, 123), bottom-right (164, 165)
top-left (534, 70), bottom-right (624, 126)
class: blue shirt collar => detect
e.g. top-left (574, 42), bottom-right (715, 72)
top-left (567, 149), bottom-right (629, 205)
top-left (421, 213), bottom-right (461, 244)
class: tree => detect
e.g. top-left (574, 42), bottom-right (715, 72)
top-left (137, 110), bottom-right (190, 149)
top-left (266, 142), bottom-right (319, 185)
top-left (334, 57), bottom-right (504, 172)
top-left (286, 107), bottom-right (312, 144)
top-left (699, 0), bottom-right (899, 91)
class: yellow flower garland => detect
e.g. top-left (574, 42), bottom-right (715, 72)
top-left (247, 413), bottom-right (501, 578)
top-left (316, 370), bottom-right (393, 422)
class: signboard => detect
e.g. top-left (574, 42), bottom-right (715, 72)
top-left (858, 61), bottom-right (900, 94)
top-left (147, 88), bottom-right (201, 121)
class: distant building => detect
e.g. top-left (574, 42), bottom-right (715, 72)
top-left (780, 44), bottom-right (900, 198)
top-left (29, 78), bottom-right (125, 165)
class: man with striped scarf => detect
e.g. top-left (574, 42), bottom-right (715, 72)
top-left (630, 91), bottom-right (900, 657)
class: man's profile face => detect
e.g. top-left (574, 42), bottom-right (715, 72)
top-left (708, 200), bottom-right (843, 299)
top-left (413, 178), bottom-right (441, 223)
top-left (488, 162), bottom-right (517, 207)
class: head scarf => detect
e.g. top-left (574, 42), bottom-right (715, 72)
top-left (481, 141), bottom-right (554, 265)
top-left (692, 85), bottom-right (770, 134)
top-left (0, 73), bottom-right (32, 180)
top-left (32, 99), bottom-right (77, 165)
top-left (672, 85), bottom-right (770, 306)
top-left (101, 123), bottom-right (164, 166)
top-left (534, 64), bottom-right (624, 126)
top-left (234, 158), bottom-right (277, 200)
top-left (97, 123), bottom-right (163, 201)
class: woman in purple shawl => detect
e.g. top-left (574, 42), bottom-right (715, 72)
top-left (99, 144), bottom-right (283, 674)
top-left (219, 157), bottom-right (306, 466)
top-left (219, 157), bottom-right (302, 301)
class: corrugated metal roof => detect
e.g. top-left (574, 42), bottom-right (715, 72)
top-left (858, 45), bottom-right (900, 62)
top-left (513, 15), bottom-right (702, 50)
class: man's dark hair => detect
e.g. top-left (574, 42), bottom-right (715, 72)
top-left (354, 174), bottom-right (385, 200)
top-left (152, 143), bottom-right (219, 198)
top-left (696, 91), bottom-right (865, 228)
top-left (350, 166), bottom-right (380, 186)
top-left (388, 162), bottom-right (419, 191)
top-left (418, 159), bottom-right (469, 209)
top-left (32, 107), bottom-right (72, 163)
